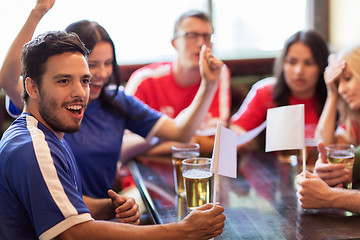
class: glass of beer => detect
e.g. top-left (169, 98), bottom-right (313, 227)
top-left (304, 124), bottom-right (320, 172)
top-left (182, 157), bottom-right (213, 211)
top-left (171, 143), bottom-right (200, 196)
top-left (327, 143), bottom-right (355, 189)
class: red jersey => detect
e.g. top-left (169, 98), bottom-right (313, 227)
top-left (125, 62), bottom-right (231, 132)
top-left (230, 77), bottom-right (321, 131)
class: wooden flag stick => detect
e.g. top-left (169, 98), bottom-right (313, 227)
top-left (213, 172), bottom-right (218, 207)
top-left (302, 147), bottom-right (306, 177)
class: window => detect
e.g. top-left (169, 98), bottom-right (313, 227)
top-left (0, 0), bottom-right (308, 66)
top-left (212, 0), bottom-right (307, 60)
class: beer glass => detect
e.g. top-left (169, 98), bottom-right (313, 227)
top-left (182, 157), bottom-right (213, 211)
top-left (304, 123), bottom-right (320, 172)
top-left (171, 143), bottom-right (200, 196)
top-left (327, 143), bottom-right (355, 189)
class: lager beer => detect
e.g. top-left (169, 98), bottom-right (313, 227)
top-left (183, 169), bottom-right (213, 211)
top-left (327, 144), bottom-right (355, 189)
top-left (171, 143), bottom-right (200, 196)
top-left (172, 151), bottom-right (199, 196)
top-left (328, 152), bottom-right (354, 189)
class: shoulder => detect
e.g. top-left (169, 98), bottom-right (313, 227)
top-left (132, 62), bottom-right (172, 77)
top-left (107, 86), bottom-right (162, 115)
top-left (244, 77), bottom-right (275, 101)
top-left (251, 77), bottom-right (275, 91)
top-left (5, 95), bottom-right (22, 118)
top-left (125, 62), bottom-right (172, 94)
top-left (1, 123), bottom-right (37, 171)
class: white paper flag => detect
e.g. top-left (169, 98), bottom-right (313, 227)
top-left (211, 123), bottom-right (237, 178)
top-left (265, 104), bottom-right (305, 152)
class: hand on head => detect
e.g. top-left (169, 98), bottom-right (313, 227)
top-left (324, 54), bottom-right (346, 95)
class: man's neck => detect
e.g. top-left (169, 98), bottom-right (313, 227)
top-left (172, 61), bottom-right (201, 87)
top-left (24, 105), bottom-right (64, 140)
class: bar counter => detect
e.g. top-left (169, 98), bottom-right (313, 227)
top-left (128, 152), bottom-right (360, 239)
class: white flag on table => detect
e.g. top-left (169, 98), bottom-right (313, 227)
top-left (265, 104), bottom-right (305, 152)
top-left (211, 123), bottom-right (237, 178)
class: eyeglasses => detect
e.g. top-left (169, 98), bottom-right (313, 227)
top-left (174, 31), bottom-right (213, 43)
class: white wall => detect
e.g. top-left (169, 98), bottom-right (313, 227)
top-left (330, 0), bottom-right (360, 51)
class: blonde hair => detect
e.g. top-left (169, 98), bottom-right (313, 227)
top-left (337, 45), bottom-right (360, 144)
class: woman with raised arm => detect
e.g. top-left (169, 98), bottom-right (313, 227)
top-left (0, 0), bottom-right (223, 200)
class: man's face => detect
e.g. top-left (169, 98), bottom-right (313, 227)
top-left (173, 17), bottom-right (213, 70)
top-left (36, 52), bottom-right (91, 134)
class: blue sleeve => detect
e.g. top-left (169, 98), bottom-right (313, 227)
top-left (118, 90), bottom-right (162, 138)
top-left (5, 140), bottom-right (91, 237)
top-left (5, 95), bottom-right (22, 118)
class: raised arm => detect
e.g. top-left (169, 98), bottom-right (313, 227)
top-left (0, 0), bottom-right (54, 109)
top-left (119, 45), bottom-right (222, 161)
top-left (314, 55), bottom-right (345, 145)
top-left (155, 45), bottom-right (222, 142)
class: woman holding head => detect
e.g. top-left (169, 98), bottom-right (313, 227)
top-left (230, 30), bottom-right (329, 146)
top-left (314, 45), bottom-right (360, 146)
top-left (0, 0), bottom-right (223, 201)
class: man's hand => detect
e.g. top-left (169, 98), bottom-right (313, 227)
top-left (296, 171), bottom-right (334, 209)
top-left (313, 142), bottom-right (348, 187)
top-left (108, 190), bottom-right (140, 224)
top-left (180, 203), bottom-right (225, 240)
top-left (199, 44), bottom-right (223, 85)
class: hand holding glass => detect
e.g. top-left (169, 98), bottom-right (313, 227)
top-left (182, 158), bottom-right (213, 211)
top-left (327, 143), bottom-right (355, 189)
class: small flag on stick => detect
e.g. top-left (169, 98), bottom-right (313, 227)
top-left (211, 123), bottom-right (237, 205)
top-left (265, 104), bottom-right (306, 174)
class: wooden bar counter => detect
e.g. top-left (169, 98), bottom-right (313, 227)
top-left (128, 152), bottom-right (360, 239)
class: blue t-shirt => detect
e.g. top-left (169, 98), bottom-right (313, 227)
top-left (7, 87), bottom-right (162, 198)
top-left (0, 113), bottom-right (93, 240)
top-left (64, 88), bottom-right (162, 198)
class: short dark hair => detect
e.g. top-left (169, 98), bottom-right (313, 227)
top-left (21, 31), bottom-right (89, 103)
top-left (273, 30), bottom-right (329, 116)
top-left (173, 10), bottom-right (213, 37)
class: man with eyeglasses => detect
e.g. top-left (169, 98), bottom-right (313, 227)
top-left (125, 10), bottom-right (231, 156)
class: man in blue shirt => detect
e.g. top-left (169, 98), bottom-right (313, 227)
top-left (0, 30), bottom-right (225, 239)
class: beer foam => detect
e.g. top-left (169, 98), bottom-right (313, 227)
top-left (183, 169), bottom-right (213, 179)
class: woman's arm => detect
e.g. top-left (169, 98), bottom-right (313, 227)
top-left (0, 0), bottom-right (54, 109)
top-left (315, 55), bottom-right (345, 145)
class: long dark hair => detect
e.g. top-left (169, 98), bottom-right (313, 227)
top-left (65, 20), bottom-right (125, 116)
top-left (273, 30), bottom-right (329, 116)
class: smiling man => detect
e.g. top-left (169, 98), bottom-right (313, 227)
top-left (0, 30), bottom-right (225, 240)
top-left (0, 31), bottom-right (141, 239)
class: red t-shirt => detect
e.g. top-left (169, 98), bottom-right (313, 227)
top-left (125, 62), bottom-right (231, 132)
top-left (230, 77), bottom-right (321, 131)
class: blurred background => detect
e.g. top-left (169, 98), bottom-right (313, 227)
top-left (0, 0), bottom-right (359, 135)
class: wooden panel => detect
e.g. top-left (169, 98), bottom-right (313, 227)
top-left (118, 58), bottom-right (275, 82)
